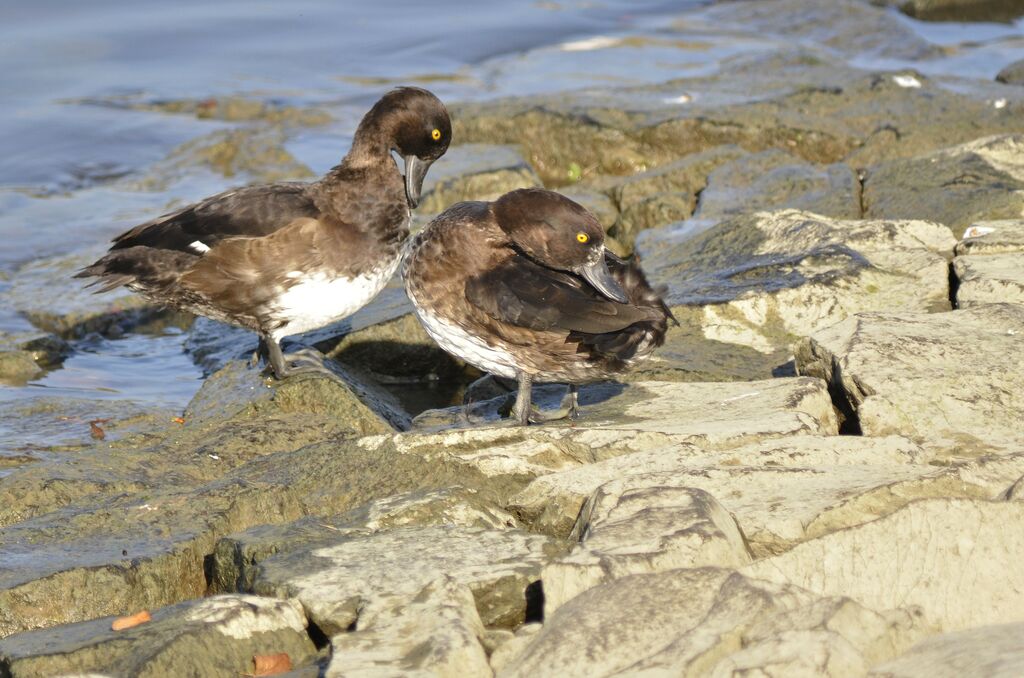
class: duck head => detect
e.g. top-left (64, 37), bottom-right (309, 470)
top-left (493, 188), bottom-right (628, 303)
top-left (352, 87), bottom-right (452, 208)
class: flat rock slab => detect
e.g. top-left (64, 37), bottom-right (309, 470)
top-left (402, 377), bottom-right (837, 478)
top-left (864, 134), bottom-right (1024, 239)
top-left (326, 576), bottom-right (491, 678)
top-left (511, 436), bottom-right (1024, 552)
top-left (744, 499), bottom-right (1024, 632)
top-left (497, 568), bottom-right (927, 677)
top-left (796, 304), bottom-right (1024, 451)
top-left (543, 486), bottom-right (752, 614)
top-left (419, 143), bottom-right (540, 215)
top-left (954, 253), bottom-right (1024, 308)
top-left (871, 621), bottom-right (1024, 678)
top-left (635, 209), bottom-right (955, 380)
top-left (0, 595), bottom-right (315, 678)
top-left (955, 219), bottom-right (1024, 256)
top-left (252, 525), bottom-right (566, 634)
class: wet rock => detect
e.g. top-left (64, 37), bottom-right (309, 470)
top-left (704, 0), bottom-right (942, 61)
top-left (953, 253), bottom-right (1024, 308)
top-left (955, 219), bottom-right (1024, 255)
top-left (871, 622), bottom-right (1024, 677)
top-left (326, 576), bottom-right (491, 678)
top-left (210, 487), bottom-right (518, 593)
top-left (635, 210), bottom-right (955, 380)
top-left (796, 304), bottom-right (1024, 452)
top-left (408, 378), bottom-right (837, 473)
top-left (0, 351), bottom-right (41, 385)
top-left (542, 486), bottom-right (752, 614)
top-left (863, 135), bottom-right (1024, 239)
top-left (512, 436), bottom-right (1024, 553)
top-left (890, 0), bottom-right (1024, 22)
top-left (745, 499), bottom-right (1024, 632)
top-left (252, 525), bottom-right (565, 633)
top-left (696, 150), bottom-right (861, 220)
top-left (997, 58), bottom-right (1024, 86)
top-left (497, 568), bottom-right (927, 677)
top-left (419, 143), bottom-right (541, 214)
top-left (0, 595), bottom-right (315, 678)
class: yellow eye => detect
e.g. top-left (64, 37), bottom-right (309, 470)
top-left (431, 128), bottom-right (441, 141)
top-left (576, 232), bottom-right (589, 244)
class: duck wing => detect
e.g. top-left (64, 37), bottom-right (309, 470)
top-left (465, 253), bottom-right (660, 335)
top-left (110, 183), bottom-right (319, 254)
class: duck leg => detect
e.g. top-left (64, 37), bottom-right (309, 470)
top-left (250, 337), bottom-right (268, 368)
top-left (262, 333), bottom-right (336, 380)
top-left (509, 373), bottom-right (576, 425)
top-left (566, 384), bottom-right (581, 420)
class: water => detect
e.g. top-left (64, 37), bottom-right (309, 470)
top-left (1, 0), bottom-right (1022, 455)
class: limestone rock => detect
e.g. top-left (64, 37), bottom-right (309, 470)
top-left (636, 209), bottom-right (955, 380)
top-left (497, 568), bottom-right (927, 677)
top-left (0, 595), bottom-right (315, 678)
top-left (543, 486), bottom-right (751, 614)
top-left (419, 143), bottom-right (541, 215)
top-left (252, 525), bottom-right (565, 633)
top-left (696, 150), bottom-right (861, 220)
top-left (326, 577), bottom-right (491, 678)
top-left (954, 253), bottom-right (1024, 308)
top-left (744, 499), bottom-right (1024, 632)
top-left (871, 622), bottom-right (1024, 677)
top-left (863, 135), bottom-right (1024, 238)
top-left (406, 378), bottom-right (837, 479)
top-left (955, 220), bottom-right (1024, 256)
top-left (997, 58), bottom-right (1024, 86)
top-left (796, 304), bottom-right (1024, 451)
top-left (0, 351), bottom-right (42, 385)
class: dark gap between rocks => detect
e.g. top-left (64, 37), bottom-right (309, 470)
top-left (524, 579), bottom-right (545, 624)
top-left (947, 260), bottom-right (960, 310)
top-left (830, 357), bottom-right (862, 436)
top-left (306, 619), bottom-right (331, 650)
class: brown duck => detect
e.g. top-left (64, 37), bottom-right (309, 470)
top-left (403, 188), bottom-right (672, 425)
top-left (76, 87), bottom-right (451, 379)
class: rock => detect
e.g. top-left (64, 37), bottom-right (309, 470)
top-left (745, 499), bottom-right (1024, 632)
top-left (954, 253), bottom-right (1024, 308)
top-left (635, 209), bottom-right (955, 380)
top-left (997, 58), bottom-right (1024, 86)
top-left (210, 487), bottom-right (518, 593)
top-left (871, 622), bottom-right (1024, 677)
top-left (863, 135), bottom-right (1024, 239)
top-left (326, 576), bottom-right (491, 678)
top-left (496, 568), bottom-right (928, 677)
top-left (0, 595), bottom-right (315, 678)
top-left (796, 304), bottom-right (1024, 451)
top-left (489, 623), bottom-right (541, 674)
top-left (703, 0), bottom-right (942, 61)
top-left (407, 378), bottom-right (837, 476)
top-left (419, 144), bottom-right (541, 215)
top-left (251, 525), bottom-right (565, 633)
top-left (183, 359), bottom-right (410, 433)
top-left (511, 435), bottom-right (1024, 553)
top-left (696, 150), bottom-right (861, 220)
top-left (558, 187), bottom-right (618, 231)
top-left (0, 351), bottom-right (41, 385)
top-left (542, 486), bottom-right (752, 614)
top-left (891, 0), bottom-right (1024, 22)
top-left (955, 220), bottom-right (1024, 256)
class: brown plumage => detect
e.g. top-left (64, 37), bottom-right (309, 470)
top-left (403, 188), bottom-right (673, 425)
top-left (76, 87), bottom-right (451, 379)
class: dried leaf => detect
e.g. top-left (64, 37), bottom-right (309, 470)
top-left (89, 420), bottom-right (107, 440)
top-left (172, 416), bottom-right (186, 424)
top-left (252, 652), bottom-right (292, 676)
top-left (111, 610), bottom-right (151, 630)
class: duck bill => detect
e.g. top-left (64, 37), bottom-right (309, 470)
top-left (403, 154), bottom-right (430, 208)
top-left (578, 255), bottom-right (628, 303)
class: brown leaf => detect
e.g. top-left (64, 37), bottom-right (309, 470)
top-left (111, 610), bottom-right (151, 630)
top-left (89, 420), bottom-right (107, 440)
top-left (172, 416), bottom-right (186, 425)
top-left (252, 653), bottom-right (292, 676)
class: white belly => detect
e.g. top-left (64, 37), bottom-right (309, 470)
top-left (270, 260), bottom-right (398, 340)
top-left (410, 299), bottom-right (519, 380)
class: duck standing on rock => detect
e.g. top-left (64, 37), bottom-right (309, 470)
top-left (403, 188), bottom-right (673, 425)
top-left (76, 87), bottom-right (451, 379)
